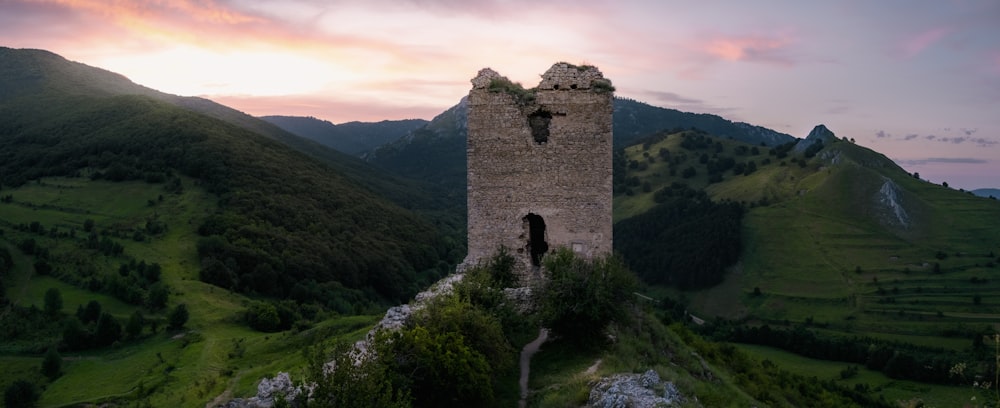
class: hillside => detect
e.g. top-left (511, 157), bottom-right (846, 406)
top-left (0, 47), bottom-right (456, 302)
top-left (260, 115), bottom-right (427, 155)
top-left (0, 47), bottom-right (466, 405)
top-left (614, 126), bottom-right (1000, 403)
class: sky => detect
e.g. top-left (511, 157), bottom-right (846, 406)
top-left (2, 0), bottom-right (999, 190)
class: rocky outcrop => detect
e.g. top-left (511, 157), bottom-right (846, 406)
top-left (588, 369), bottom-right (685, 408)
top-left (223, 272), bottom-right (470, 407)
top-left (875, 177), bottom-right (911, 229)
top-left (794, 124), bottom-right (837, 153)
top-left (222, 372), bottom-right (300, 408)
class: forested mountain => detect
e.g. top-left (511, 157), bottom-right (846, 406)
top-left (260, 115), bottom-right (427, 155)
top-left (612, 97), bottom-right (795, 147)
top-left (0, 47), bottom-right (456, 305)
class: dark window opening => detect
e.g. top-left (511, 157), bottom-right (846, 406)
top-left (553, 84), bottom-right (560, 90)
top-left (528, 110), bottom-right (552, 144)
top-left (570, 84), bottom-right (578, 89)
top-left (524, 213), bottom-right (548, 266)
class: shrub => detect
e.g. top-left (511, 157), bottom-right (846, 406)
top-left (538, 249), bottom-right (637, 345)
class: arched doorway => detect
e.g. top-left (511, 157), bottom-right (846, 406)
top-left (523, 213), bottom-right (548, 266)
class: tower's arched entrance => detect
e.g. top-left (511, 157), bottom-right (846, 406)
top-left (523, 213), bottom-right (548, 266)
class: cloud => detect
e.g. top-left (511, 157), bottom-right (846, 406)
top-left (896, 157), bottom-right (989, 166)
top-left (824, 105), bottom-right (849, 115)
top-left (880, 128), bottom-right (997, 147)
top-left (639, 90), bottom-right (738, 116)
top-left (643, 91), bottom-right (704, 105)
top-left (699, 32), bottom-right (799, 66)
top-left (210, 93), bottom-right (450, 123)
top-left (897, 27), bottom-right (951, 58)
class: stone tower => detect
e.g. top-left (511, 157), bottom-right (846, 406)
top-left (465, 63), bottom-right (614, 274)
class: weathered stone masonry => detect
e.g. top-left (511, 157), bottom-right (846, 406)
top-left (465, 63), bottom-right (614, 274)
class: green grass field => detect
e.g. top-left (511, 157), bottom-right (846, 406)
top-left (735, 343), bottom-right (979, 407)
top-left (0, 177), bottom-right (383, 406)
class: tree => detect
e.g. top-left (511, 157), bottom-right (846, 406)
top-left (246, 302), bottom-right (281, 332)
top-left (62, 316), bottom-right (90, 351)
top-left (126, 310), bottom-right (144, 339)
top-left (94, 312), bottom-right (122, 347)
top-left (305, 338), bottom-right (411, 408)
top-left (4, 380), bottom-right (39, 408)
top-left (538, 249), bottom-right (637, 345)
top-left (78, 300), bottom-right (102, 323)
top-left (168, 304), bottom-right (189, 330)
top-left (41, 347), bottom-right (62, 380)
top-left (146, 282), bottom-right (169, 311)
top-left (44, 288), bottom-right (63, 318)
top-left (389, 326), bottom-right (493, 407)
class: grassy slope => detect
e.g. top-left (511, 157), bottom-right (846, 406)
top-left (614, 132), bottom-right (1000, 404)
top-left (735, 344), bottom-right (975, 407)
top-left (0, 178), bottom-right (381, 407)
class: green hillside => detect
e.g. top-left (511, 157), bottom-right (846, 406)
top-left (0, 47), bottom-right (461, 406)
top-left (614, 128), bottom-right (1000, 403)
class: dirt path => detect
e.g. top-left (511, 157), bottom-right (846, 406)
top-left (519, 328), bottom-right (548, 408)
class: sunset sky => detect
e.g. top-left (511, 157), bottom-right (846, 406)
top-left (2, 0), bottom-right (998, 190)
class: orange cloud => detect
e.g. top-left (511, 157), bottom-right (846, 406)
top-left (210, 94), bottom-right (451, 123)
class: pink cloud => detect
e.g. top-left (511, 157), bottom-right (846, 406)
top-left (699, 33), bottom-right (798, 66)
top-left (898, 27), bottom-right (951, 58)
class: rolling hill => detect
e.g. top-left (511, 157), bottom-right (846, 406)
top-left (613, 125), bottom-right (1000, 401)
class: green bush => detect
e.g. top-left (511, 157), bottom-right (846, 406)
top-left (538, 249), bottom-right (637, 345)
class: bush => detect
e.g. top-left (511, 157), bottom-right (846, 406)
top-left (168, 304), bottom-right (189, 330)
top-left (4, 379), bottom-right (39, 408)
top-left (44, 288), bottom-right (62, 317)
top-left (42, 347), bottom-right (62, 380)
top-left (246, 302), bottom-right (281, 332)
top-left (538, 249), bottom-right (637, 345)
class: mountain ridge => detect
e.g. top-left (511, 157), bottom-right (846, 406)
top-left (260, 115), bottom-right (427, 155)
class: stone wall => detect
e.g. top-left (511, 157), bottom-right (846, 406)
top-left (465, 63), bottom-right (614, 275)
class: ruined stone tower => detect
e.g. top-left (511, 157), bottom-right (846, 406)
top-left (465, 63), bottom-right (614, 274)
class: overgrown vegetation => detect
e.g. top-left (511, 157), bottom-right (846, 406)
top-left (488, 77), bottom-right (536, 105)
